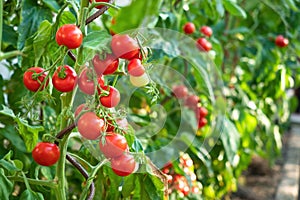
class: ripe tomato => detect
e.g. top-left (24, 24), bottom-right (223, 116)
top-left (184, 95), bottom-right (200, 109)
top-left (56, 24), bottom-right (83, 49)
top-left (77, 112), bottom-right (105, 140)
top-left (129, 73), bottom-right (150, 87)
top-left (99, 86), bottom-right (120, 108)
top-left (111, 34), bottom-right (140, 60)
top-left (200, 26), bottom-right (213, 37)
top-left (172, 85), bottom-right (188, 99)
top-left (198, 117), bottom-right (208, 129)
top-left (52, 65), bottom-right (77, 92)
top-left (89, 0), bottom-right (109, 9)
top-left (99, 132), bottom-right (128, 158)
top-left (127, 58), bottom-right (145, 76)
top-left (111, 153), bottom-right (137, 176)
top-left (275, 35), bottom-right (289, 47)
top-left (74, 103), bottom-right (89, 118)
top-left (23, 67), bottom-right (49, 92)
top-left (106, 118), bottom-right (128, 132)
top-left (195, 106), bottom-right (208, 118)
top-left (92, 54), bottom-right (119, 75)
top-left (78, 68), bottom-right (104, 95)
top-left (32, 142), bottom-right (60, 166)
top-left (196, 37), bottom-right (212, 52)
top-left (183, 22), bottom-right (195, 34)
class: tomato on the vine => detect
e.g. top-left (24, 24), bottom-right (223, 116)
top-left (195, 106), bottom-right (208, 118)
top-left (196, 37), bottom-right (212, 52)
top-left (92, 54), bottom-right (119, 75)
top-left (111, 153), bottom-right (137, 176)
top-left (74, 103), bottom-right (89, 118)
top-left (77, 112), bottom-right (105, 140)
top-left (127, 58), bottom-right (145, 76)
top-left (56, 24), bottom-right (83, 49)
top-left (99, 132), bottom-right (128, 158)
top-left (78, 68), bottom-right (104, 95)
top-left (185, 95), bottom-right (200, 109)
top-left (89, 0), bottom-right (109, 9)
top-left (23, 67), bottom-right (49, 92)
top-left (99, 86), bottom-right (120, 108)
top-left (275, 35), bottom-right (289, 47)
top-left (183, 22), bottom-right (195, 34)
top-left (198, 117), bottom-right (208, 129)
top-left (111, 34), bottom-right (140, 60)
top-left (200, 26), bottom-right (213, 37)
top-left (52, 65), bottom-right (77, 92)
top-left (172, 85), bottom-right (188, 99)
top-left (32, 142), bottom-right (60, 166)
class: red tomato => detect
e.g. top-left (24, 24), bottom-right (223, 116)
top-left (198, 117), bottom-right (207, 129)
top-left (74, 103), bottom-right (89, 118)
top-left (32, 142), bottom-right (60, 166)
top-left (106, 118), bottom-right (128, 132)
top-left (56, 24), bottom-right (83, 49)
top-left (52, 65), bottom-right (77, 92)
top-left (200, 26), bottom-right (213, 37)
top-left (275, 35), bottom-right (289, 47)
top-left (89, 0), bottom-right (109, 9)
top-left (172, 85), bottom-right (188, 99)
top-left (195, 106), bottom-right (208, 118)
top-left (23, 67), bottom-right (49, 92)
top-left (183, 22), bottom-right (195, 34)
top-left (111, 153), bottom-right (137, 176)
top-left (99, 86), bottom-right (120, 108)
top-left (77, 112), bottom-right (105, 140)
top-left (185, 95), bottom-right (200, 109)
top-left (196, 37), bottom-right (212, 52)
top-left (111, 34), bottom-right (140, 60)
top-left (78, 68), bottom-right (104, 95)
top-left (127, 58), bottom-right (145, 76)
top-left (99, 132), bottom-right (128, 158)
top-left (92, 54), bottom-right (119, 75)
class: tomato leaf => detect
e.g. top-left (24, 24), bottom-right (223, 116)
top-left (223, 0), bottom-right (247, 18)
top-left (122, 175), bottom-right (136, 197)
top-left (0, 168), bottom-right (13, 200)
top-left (41, 0), bottom-right (61, 12)
top-left (19, 189), bottom-right (44, 200)
top-left (138, 174), bottom-right (164, 200)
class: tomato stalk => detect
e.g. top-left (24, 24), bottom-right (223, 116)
top-left (89, 0), bottom-right (120, 11)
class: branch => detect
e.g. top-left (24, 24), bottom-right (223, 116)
top-left (68, 51), bottom-right (77, 62)
top-left (85, 0), bottom-right (115, 25)
top-left (56, 122), bottom-right (76, 140)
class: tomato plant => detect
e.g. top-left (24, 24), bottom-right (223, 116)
top-left (23, 67), bottom-right (49, 92)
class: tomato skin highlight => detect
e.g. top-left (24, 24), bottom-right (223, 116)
top-left (127, 58), bottom-right (145, 76)
top-left (23, 67), bottom-right (49, 92)
top-left (275, 35), bottom-right (289, 47)
top-left (99, 86), bottom-right (120, 108)
top-left (200, 26), bottom-right (213, 37)
top-left (111, 153), bottom-right (136, 176)
top-left (32, 142), bottom-right (60, 166)
top-left (99, 132), bottom-right (128, 158)
top-left (78, 68), bottom-right (104, 95)
top-left (77, 112), bottom-right (105, 140)
top-left (183, 22), bottom-right (195, 34)
top-left (52, 65), bottom-right (77, 92)
top-left (111, 34), bottom-right (140, 60)
top-left (92, 54), bottom-right (119, 75)
top-left (55, 24), bottom-right (83, 49)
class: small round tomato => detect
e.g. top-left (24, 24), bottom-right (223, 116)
top-left (275, 35), bottom-right (289, 47)
top-left (99, 86), bottom-right (120, 108)
top-left (56, 24), bottom-right (83, 49)
top-left (78, 68), bottom-right (104, 95)
top-left (198, 117), bottom-right (207, 129)
top-left (106, 118), bottom-right (128, 132)
top-left (196, 106), bottom-right (208, 118)
top-left (32, 142), bottom-right (60, 166)
top-left (185, 95), bottom-right (200, 109)
top-left (183, 22), bottom-right (195, 34)
top-left (200, 26), bottom-right (213, 37)
top-left (74, 103), bottom-right (89, 118)
top-left (111, 153), bottom-right (137, 176)
top-left (196, 37), bottom-right (212, 52)
top-left (89, 0), bottom-right (109, 9)
top-left (111, 34), bottom-right (140, 60)
top-left (99, 132), bottom-right (128, 158)
top-left (129, 73), bottom-right (150, 87)
top-left (52, 65), bottom-right (77, 92)
top-left (92, 54), bottom-right (119, 75)
top-left (23, 67), bottom-right (49, 92)
top-left (127, 58), bottom-right (145, 76)
top-left (172, 85), bottom-right (188, 99)
top-left (77, 112), bottom-right (105, 140)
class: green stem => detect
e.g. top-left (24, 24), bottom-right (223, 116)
top-left (8, 176), bottom-right (57, 189)
top-left (0, 0), bottom-right (3, 51)
top-left (0, 50), bottom-right (23, 61)
top-left (89, 1), bottom-right (120, 11)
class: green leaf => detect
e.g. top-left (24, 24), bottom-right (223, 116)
top-left (42, 0), bottom-right (60, 12)
top-left (0, 168), bottom-right (13, 200)
top-left (215, 0), bottom-right (225, 17)
top-left (0, 125), bottom-right (27, 152)
top-left (220, 117), bottom-right (240, 166)
top-left (19, 189), bottom-right (44, 200)
top-left (18, 0), bottom-right (52, 50)
top-left (139, 174), bottom-right (164, 200)
top-left (122, 175), bottom-right (136, 197)
top-left (285, 0), bottom-right (298, 11)
top-left (223, 0), bottom-right (247, 18)
top-left (57, 11), bottom-right (77, 27)
top-left (2, 24), bottom-right (18, 48)
top-left (112, 0), bottom-right (162, 33)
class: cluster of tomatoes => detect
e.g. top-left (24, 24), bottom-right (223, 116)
top-left (162, 153), bottom-right (202, 197)
top-left (172, 85), bottom-right (208, 129)
top-left (23, 22), bottom-right (152, 176)
top-left (182, 22), bottom-right (213, 52)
